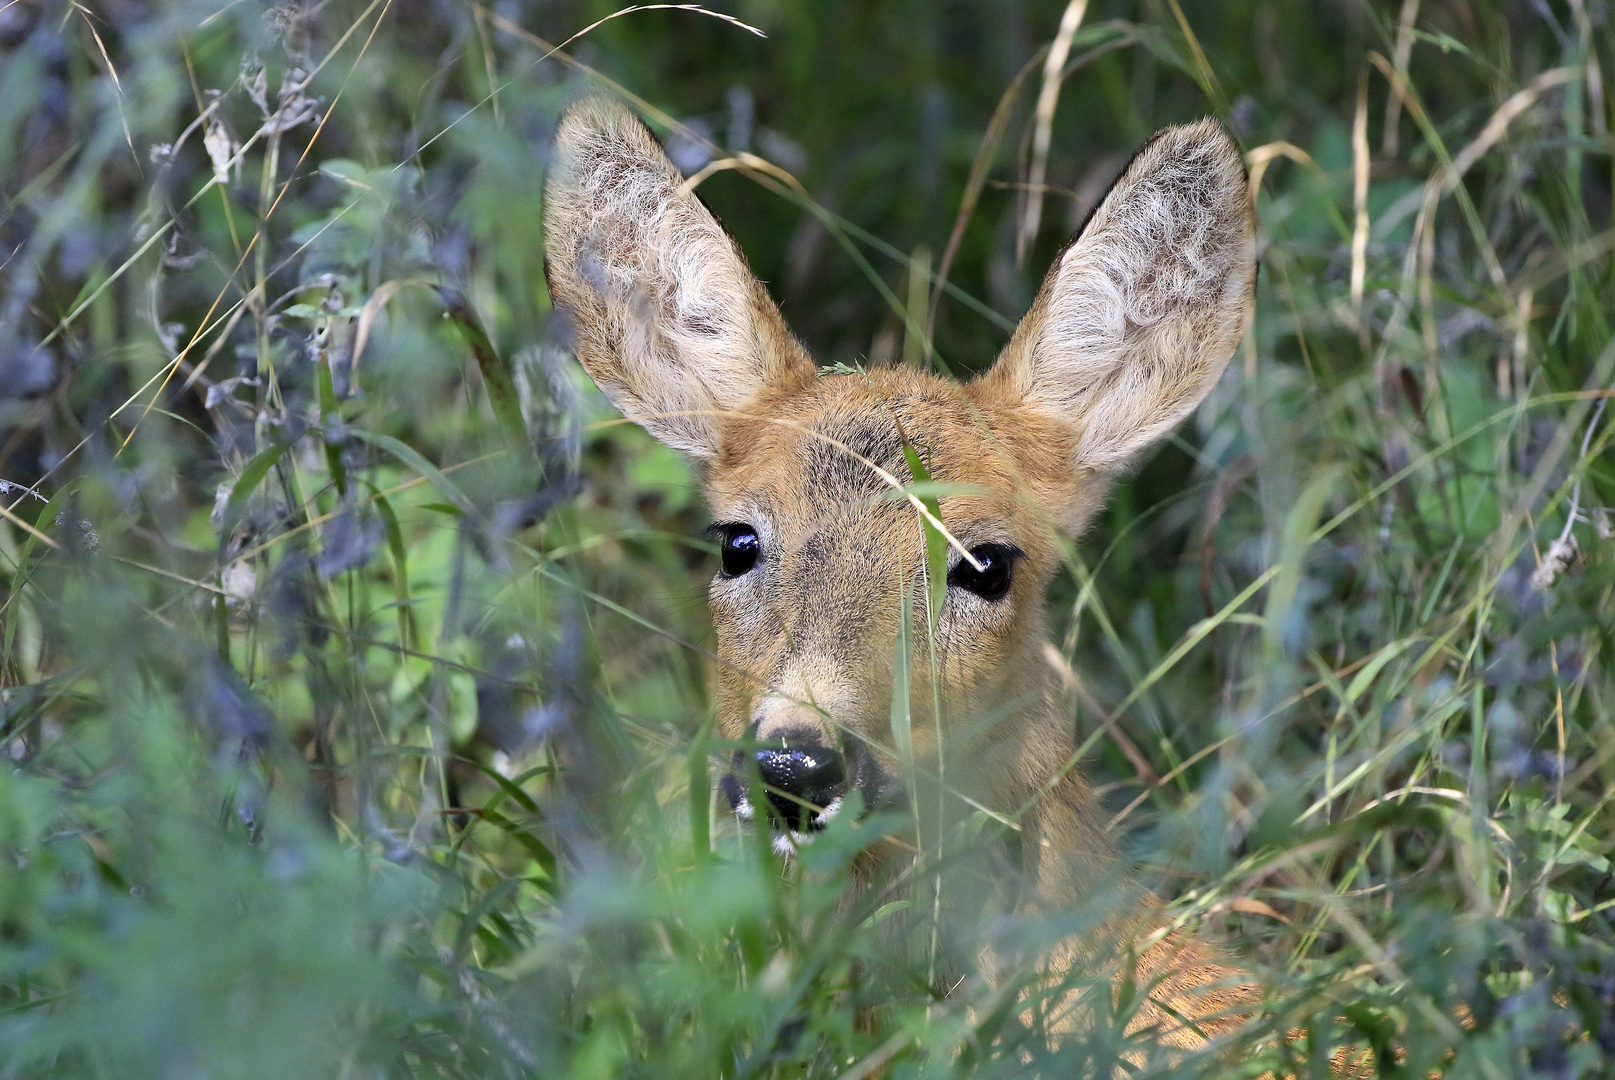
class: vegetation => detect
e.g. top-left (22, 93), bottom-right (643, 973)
top-left (1, 0), bottom-right (1612, 1075)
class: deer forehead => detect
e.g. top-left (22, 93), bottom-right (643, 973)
top-left (703, 370), bottom-right (1054, 548)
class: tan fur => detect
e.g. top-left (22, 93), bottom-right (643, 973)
top-left (545, 97), bottom-right (1259, 1048)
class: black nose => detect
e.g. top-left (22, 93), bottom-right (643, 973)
top-left (755, 745), bottom-right (845, 830)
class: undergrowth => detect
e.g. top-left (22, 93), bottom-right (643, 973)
top-left (0, 0), bottom-right (1612, 1076)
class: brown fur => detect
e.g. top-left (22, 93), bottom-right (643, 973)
top-left (545, 96), bottom-right (1259, 1048)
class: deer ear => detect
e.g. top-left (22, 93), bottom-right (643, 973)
top-left (979, 119), bottom-right (1254, 480)
top-left (544, 96), bottom-right (814, 459)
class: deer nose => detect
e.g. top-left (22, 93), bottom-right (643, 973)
top-left (755, 744), bottom-right (845, 830)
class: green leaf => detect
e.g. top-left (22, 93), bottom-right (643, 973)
top-left (454, 877), bottom-right (526, 958)
top-left (456, 756), bottom-right (543, 817)
top-left (11, 479), bottom-right (72, 571)
top-left (1342, 637), bottom-right (1419, 712)
top-left (689, 720), bottom-right (711, 866)
top-left (351, 431), bottom-right (476, 516)
top-left (316, 360), bottom-right (345, 496)
top-left (317, 158), bottom-right (374, 185)
top-left (432, 285), bottom-right (528, 450)
top-left (478, 806), bottom-right (557, 878)
top-left (889, 576), bottom-right (913, 767)
top-left (816, 360), bottom-right (867, 377)
top-left (897, 430), bottom-right (947, 628)
top-left (216, 441), bottom-right (294, 553)
top-left (371, 489), bottom-right (417, 650)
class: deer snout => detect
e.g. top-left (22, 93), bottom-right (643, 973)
top-left (755, 743), bottom-right (845, 830)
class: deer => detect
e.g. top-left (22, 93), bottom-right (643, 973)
top-left (543, 94), bottom-right (1260, 1051)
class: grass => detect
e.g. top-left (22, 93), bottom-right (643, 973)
top-left (1, 0), bottom-right (1612, 1075)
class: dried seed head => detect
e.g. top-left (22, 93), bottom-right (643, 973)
top-left (1529, 536), bottom-right (1577, 592)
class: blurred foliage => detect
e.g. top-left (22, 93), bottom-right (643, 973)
top-left (1, 0), bottom-right (1614, 1076)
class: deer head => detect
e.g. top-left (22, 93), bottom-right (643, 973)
top-left (544, 96), bottom-right (1255, 869)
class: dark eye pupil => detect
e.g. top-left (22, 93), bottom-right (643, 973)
top-left (948, 543), bottom-right (1015, 601)
top-left (720, 525), bottom-right (760, 576)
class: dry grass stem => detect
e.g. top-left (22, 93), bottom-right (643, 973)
top-left (1382, 0), bottom-right (1420, 156)
top-left (1016, 0), bottom-right (1088, 267)
top-left (1351, 69), bottom-right (1370, 349)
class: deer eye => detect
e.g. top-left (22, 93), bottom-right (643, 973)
top-left (718, 524), bottom-right (761, 577)
top-left (948, 543), bottom-right (1018, 601)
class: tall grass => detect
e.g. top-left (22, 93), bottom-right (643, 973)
top-left (0, 0), bottom-right (1611, 1075)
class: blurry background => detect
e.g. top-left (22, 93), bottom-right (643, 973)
top-left (0, 0), bottom-right (1612, 1075)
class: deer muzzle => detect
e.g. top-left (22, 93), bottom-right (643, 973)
top-left (754, 743), bottom-right (846, 830)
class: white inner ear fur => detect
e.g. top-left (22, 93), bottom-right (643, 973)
top-left (991, 118), bottom-right (1256, 474)
top-left (545, 97), bottom-right (812, 459)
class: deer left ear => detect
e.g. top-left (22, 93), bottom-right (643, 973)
top-left (978, 118), bottom-right (1255, 481)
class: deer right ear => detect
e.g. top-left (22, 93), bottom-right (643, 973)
top-left (979, 119), bottom-right (1255, 506)
top-left (544, 97), bottom-right (815, 460)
